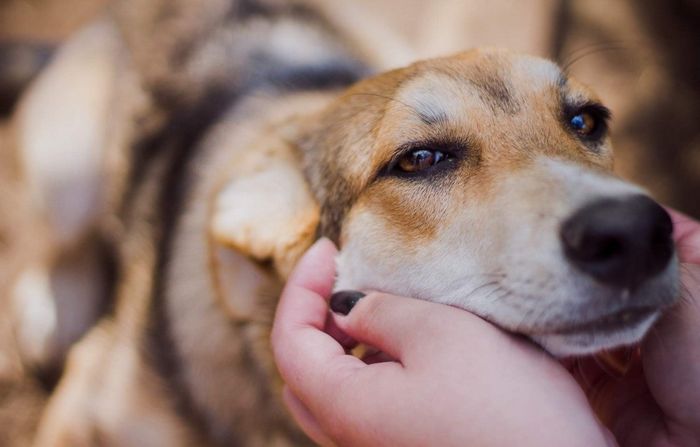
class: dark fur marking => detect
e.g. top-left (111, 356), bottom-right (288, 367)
top-left (319, 184), bottom-right (356, 244)
top-left (557, 72), bottom-right (569, 89)
top-left (469, 74), bottom-right (520, 114)
top-left (172, 1), bottom-right (328, 74)
top-left (249, 55), bottom-right (369, 92)
top-left (141, 87), bottom-right (240, 444)
top-left (304, 141), bottom-right (360, 244)
top-left (171, 1), bottom-right (239, 68)
top-left (236, 0), bottom-right (324, 23)
top-left (235, 0), bottom-right (276, 18)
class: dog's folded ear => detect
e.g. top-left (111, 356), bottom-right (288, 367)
top-left (210, 158), bottom-right (320, 280)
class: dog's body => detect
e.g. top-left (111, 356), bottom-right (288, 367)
top-left (18, 3), bottom-right (370, 445)
top-left (7, 0), bottom-right (679, 445)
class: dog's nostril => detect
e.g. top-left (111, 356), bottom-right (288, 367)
top-left (586, 236), bottom-right (623, 261)
top-left (560, 195), bottom-right (674, 291)
top-left (562, 227), bottom-right (623, 263)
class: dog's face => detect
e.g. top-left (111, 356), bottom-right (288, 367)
top-left (303, 49), bottom-right (679, 356)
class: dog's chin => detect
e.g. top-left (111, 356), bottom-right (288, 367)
top-left (529, 309), bottom-right (661, 357)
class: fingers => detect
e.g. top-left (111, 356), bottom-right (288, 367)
top-left (323, 313), bottom-right (358, 350)
top-left (271, 238), bottom-right (365, 407)
top-left (331, 292), bottom-right (429, 364)
top-left (330, 292), bottom-right (494, 367)
top-left (285, 237), bottom-right (338, 297)
top-left (272, 238), bottom-right (337, 347)
top-left (666, 208), bottom-right (700, 264)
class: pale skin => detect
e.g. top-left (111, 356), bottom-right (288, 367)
top-left (271, 209), bottom-right (700, 447)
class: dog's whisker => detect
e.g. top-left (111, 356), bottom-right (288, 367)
top-left (562, 40), bottom-right (627, 55)
top-left (559, 41), bottom-right (630, 66)
top-left (511, 297), bottom-right (542, 334)
top-left (560, 43), bottom-right (633, 74)
top-left (677, 284), bottom-right (699, 312)
top-left (492, 289), bottom-right (513, 303)
top-left (461, 281), bottom-right (502, 301)
top-left (481, 285), bottom-right (508, 303)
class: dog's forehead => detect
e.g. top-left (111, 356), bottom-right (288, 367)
top-left (395, 51), bottom-right (565, 121)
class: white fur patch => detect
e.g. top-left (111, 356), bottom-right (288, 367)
top-left (397, 73), bottom-right (468, 124)
top-left (11, 267), bottom-right (57, 367)
top-left (511, 55), bottom-right (563, 89)
top-left (211, 161), bottom-right (319, 278)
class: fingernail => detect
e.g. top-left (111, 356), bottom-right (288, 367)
top-left (330, 291), bottom-right (365, 315)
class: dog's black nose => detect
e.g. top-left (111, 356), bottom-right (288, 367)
top-left (560, 195), bottom-right (674, 290)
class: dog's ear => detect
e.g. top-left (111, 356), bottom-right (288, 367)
top-left (210, 155), bottom-right (320, 280)
top-left (209, 154), bottom-right (320, 321)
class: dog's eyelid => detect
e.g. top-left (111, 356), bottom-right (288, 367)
top-left (376, 140), bottom-right (466, 181)
top-left (564, 101), bottom-right (612, 122)
top-left (386, 140), bottom-right (466, 169)
top-left (583, 103), bottom-right (611, 121)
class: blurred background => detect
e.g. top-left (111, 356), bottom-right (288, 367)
top-left (0, 0), bottom-right (698, 445)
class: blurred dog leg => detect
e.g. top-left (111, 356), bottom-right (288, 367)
top-left (9, 20), bottom-right (120, 374)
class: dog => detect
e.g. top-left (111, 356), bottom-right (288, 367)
top-left (6, 0), bottom-right (679, 445)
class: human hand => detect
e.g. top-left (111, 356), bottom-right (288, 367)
top-left (572, 209), bottom-right (700, 447)
top-left (271, 239), bottom-right (615, 447)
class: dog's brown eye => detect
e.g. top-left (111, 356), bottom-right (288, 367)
top-left (397, 149), bottom-right (448, 173)
top-left (570, 112), bottom-right (596, 136)
top-left (566, 104), bottom-right (610, 142)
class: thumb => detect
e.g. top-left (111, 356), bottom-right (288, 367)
top-left (328, 291), bottom-right (493, 367)
top-left (667, 207), bottom-right (700, 264)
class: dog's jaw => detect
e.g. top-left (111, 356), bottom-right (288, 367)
top-left (528, 257), bottom-right (680, 356)
top-left (531, 311), bottom-right (660, 357)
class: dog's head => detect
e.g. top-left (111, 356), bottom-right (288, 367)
top-left (212, 49), bottom-right (679, 356)
top-left (301, 49), bottom-right (679, 356)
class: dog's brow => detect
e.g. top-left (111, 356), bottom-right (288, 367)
top-left (417, 107), bottom-right (449, 126)
top-left (404, 86), bottom-right (456, 126)
top-left (351, 91), bottom-right (449, 126)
